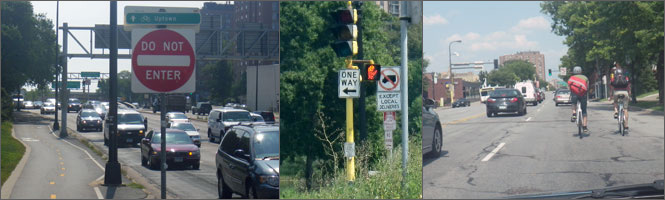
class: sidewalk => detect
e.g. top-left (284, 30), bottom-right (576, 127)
top-left (596, 93), bottom-right (663, 114)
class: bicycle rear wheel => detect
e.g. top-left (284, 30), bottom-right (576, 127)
top-left (619, 104), bottom-right (625, 136)
top-left (578, 103), bottom-right (583, 138)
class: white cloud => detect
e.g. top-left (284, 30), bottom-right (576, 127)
top-left (511, 16), bottom-right (550, 33)
top-left (424, 14), bottom-right (449, 25)
top-left (464, 32), bottom-right (481, 41)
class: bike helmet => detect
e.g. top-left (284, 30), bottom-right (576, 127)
top-left (573, 66), bottom-right (582, 74)
top-left (615, 68), bottom-right (623, 75)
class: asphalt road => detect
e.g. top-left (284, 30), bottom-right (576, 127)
top-left (33, 108), bottom-right (241, 199)
top-left (10, 112), bottom-right (103, 199)
top-left (424, 98), bottom-right (664, 198)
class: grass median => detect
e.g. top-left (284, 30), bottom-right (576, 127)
top-left (1, 121), bottom-right (25, 185)
top-left (631, 101), bottom-right (664, 112)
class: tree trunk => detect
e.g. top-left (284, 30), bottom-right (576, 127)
top-left (658, 51), bottom-right (663, 104)
top-left (305, 145), bottom-right (314, 190)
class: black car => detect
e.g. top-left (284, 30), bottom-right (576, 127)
top-left (67, 98), bottom-right (82, 113)
top-left (452, 98), bottom-right (470, 108)
top-left (423, 99), bottom-right (443, 157)
top-left (216, 124), bottom-right (279, 199)
top-left (77, 109), bottom-right (103, 132)
top-left (191, 102), bottom-right (212, 115)
top-left (252, 111), bottom-right (276, 124)
top-left (486, 88), bottom-right (527, 117)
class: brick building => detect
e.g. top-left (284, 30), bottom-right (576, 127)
top-left (499, 51), bottom-right (546, 80)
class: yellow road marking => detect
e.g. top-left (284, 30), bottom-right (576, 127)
top-left (443, 112), bottom-right (485, 128)
top-left (50, 181), bottom-right (55, 185)
top-left (60, 173), bottom-right (64, 177)
top-left (50, 194), bottom-right (56, 199)
top-left (59, 162), bottom-right (64, 165)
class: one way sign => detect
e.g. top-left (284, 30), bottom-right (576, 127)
top-left (339, 69), bottom-right (360, 98)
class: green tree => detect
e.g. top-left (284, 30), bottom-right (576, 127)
top-left (488, 69), bottom-right (519, 87)
top-left (200, 60), bottom-right (239, 105)
top-left (502, 60), bottom-right (537, 81)
top-left (1, 1), bottom-right (59, 120)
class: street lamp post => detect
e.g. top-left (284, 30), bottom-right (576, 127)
top-left (448, 40), bottom-right (461, 106)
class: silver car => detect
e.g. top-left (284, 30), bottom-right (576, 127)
top-left (554, 89), bottom-right (572, 106)
top-left (423, 99), bottom-right (443, 157)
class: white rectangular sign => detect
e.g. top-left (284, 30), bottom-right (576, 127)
top-left (377, 92), bottom-right (401, 111)
top-left (339, 69), bottom-right (360, 98)
top-left (560, 67), bottom-right (567, 76)
top-left (385, 130), bottom-right (393, 151)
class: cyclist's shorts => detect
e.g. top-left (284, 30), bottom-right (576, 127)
top-left (613, 90), bottom-right (629, 104)
top-left (571, 94), bottom-right (588, 116)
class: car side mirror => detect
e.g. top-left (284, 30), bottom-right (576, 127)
top-left (142, 138), bottom-right (150, 144)
top-left (194, 140), bottom-right (201, 147)
top-left (234, 149), bottom-right (249, 160)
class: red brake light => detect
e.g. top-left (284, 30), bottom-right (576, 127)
top-left (510, 97), bottom-right (518, 103)
top-left (487, 98), bottom-right (496, 103)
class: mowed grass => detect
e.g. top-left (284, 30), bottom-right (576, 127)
top-left (631, 101), bottom-right (664, 112)
top-left (637, 90), bottom-right (659, 98)
top-left (280, 139), bottom-right (423, 199)
top-left (1, 121), bottom-right (25, 185)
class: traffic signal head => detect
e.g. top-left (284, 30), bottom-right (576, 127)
top-left (331, 41), bottom-right (358, 57)
top-left (333, 25), bottom-right (357, 41)
top-left (331, 9), bottom-right (357, 24)
top-left (493, 59), bottom-right (499, 69)
top-left (330, 8), bottom-right (358, 58)
top-left (362, 64), bottom-right (381, 81)
top-left (548, 69), bottom-right (552, 76)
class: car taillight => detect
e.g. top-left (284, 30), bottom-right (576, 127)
top-left (557, 96), bottom-right (561, 98)
top-left (487, 98), bottom-right (496, 103)
top-left (510, 97), bottom-right (518, 103)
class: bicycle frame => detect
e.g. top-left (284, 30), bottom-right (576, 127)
top-left (618, 95), bottom-right (626, 136)
top-left (577, 101), bottom-right (583, 138)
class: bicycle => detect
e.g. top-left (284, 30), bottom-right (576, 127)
top-left (617, 94), bottom-right (627, 136)
top-left (576, 100), bottom-right (583, 138)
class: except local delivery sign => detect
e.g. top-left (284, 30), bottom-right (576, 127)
top-left (377, 92), bottom-right (401, 111)
top-left (131, 29), bottom-right (196, 93)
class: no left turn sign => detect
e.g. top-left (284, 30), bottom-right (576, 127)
top-left (378, 67), bottom-right (400, 92)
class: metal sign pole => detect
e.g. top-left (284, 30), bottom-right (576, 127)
top-left (399, 1), bottom-right (409, 190)
top-left (104, 1), bottom-right (122, 185)
top-left (60, 22), bottom-right (68, 138)
top-left (160, 93), bottom-right (167, 199)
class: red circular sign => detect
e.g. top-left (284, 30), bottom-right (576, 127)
top-left (132, 29), bottom-right (195, 92)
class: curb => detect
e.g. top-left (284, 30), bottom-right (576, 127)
top-left (594, 99), bottom-right (664, 115)
top-left (63, 126), bottom-right (177, 199)
top-left (1, 126), bottom-right (32, 199)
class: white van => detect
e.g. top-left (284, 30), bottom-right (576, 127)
top-left (514, 81), bottom-right (538, 106)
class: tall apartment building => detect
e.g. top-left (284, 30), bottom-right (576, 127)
top-left (234, 1), bottom-right (279, 68)
top-left (374, 1), bottom-right (422, 24)
top-left (499, 51), bottom-right (546, 80)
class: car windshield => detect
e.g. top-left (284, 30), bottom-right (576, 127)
top-left (481, 91), bottom-right (488, 96)
top-left (118, 114), bottom-right (143, 124)
top-left (253, 131), bottom-right (279, 160)
top-left (169, 113), bottom-right (187, 119)
top-left (490, 90), bottom-right (520, 97)
top-left (223, 111), bottom-right (251, 122)
top-left (557, 90), bottom-right (570, 95)
top-left (151, 132), bottom-right (193, 145)
top-left (172, 123), bottom-right (196, 131)
top-left (81, 111), bottom-right (99, 118)
top-left (95, 105), bottom-right (107, 112)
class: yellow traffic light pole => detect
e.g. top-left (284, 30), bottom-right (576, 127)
top-left (345, 58), bottom-right (355, 182)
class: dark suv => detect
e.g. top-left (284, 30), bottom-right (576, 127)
top-left (104, 109), bottom-right (148, 147)
top-left (216, 124), bottom-right (279, 199)
top-left (68, 98), bottom-right (82, 113)
top-left (191, 102), bottom-right (212, 115)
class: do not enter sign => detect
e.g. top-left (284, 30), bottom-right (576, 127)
top-left (131, 29), bottom-right (196, 93)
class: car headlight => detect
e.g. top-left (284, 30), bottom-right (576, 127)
top-left (259, 175), bottom-right (279, 187)
top-left (188, 150), bottom-right (200, 156)
top-left (82, 121), bottom-right (87, 124)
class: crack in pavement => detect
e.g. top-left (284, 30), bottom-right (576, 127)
top-left (600, 173), bottom-right (617, 187)
top-left (492, 153), bottom-right (538, 161)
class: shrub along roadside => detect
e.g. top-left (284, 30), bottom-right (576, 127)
top-left (1, 121), bottom-right (25, 185)
top-left (280, 138), bottom-right (423, 199)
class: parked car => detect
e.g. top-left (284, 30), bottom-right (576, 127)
top-left (104, 109), bottom-right (148, 147)
top-left (33, 101), bottom-right (43, 109)
top-left (252, 111), bottom-right (276, 124)
top-left (422, 99), bottom-right (443, 157)
top-left (168, 122), bottom-right (201, 147)
top-left (77, 109), bottom-right (103, 132)
top-left (191, 102), bottom-right (212, 116)
top-left (23, 101), bottom-right (34, 109)
top-left (68, 98), bottom-right (82, 112)
top-left (207, 108), bottom-right (252, 143)
top-left (166, 112), bottom-right (189, 124)
top-left (486, 88), bottom-right (527, 117)
top-left (141, 129), bottom-right (200, 170)
top-left (514, 81), bottom-right (538, 106)
top-left (554, 89), bottom-right (572, 106)
top-left (41, 102), bottom-right (56, 114)
top-left (451, 98), bottom-right (470, 108)
top-left (216, 124), bottom-right (279, 199)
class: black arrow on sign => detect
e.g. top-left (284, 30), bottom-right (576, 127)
top-left (343, 88), bottom-right (357, 94)
top-left (382, 75), bottom-right (397, 84)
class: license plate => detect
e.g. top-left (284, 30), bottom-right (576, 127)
top-left (126, 138), bottom-right (132, 143)
top-left (174, 157), bottom-right (183, 162)
top-left (499, 105), bottom-right (507, 109)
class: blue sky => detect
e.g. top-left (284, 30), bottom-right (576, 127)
top-left (424, 1), bottom-right (568, 81)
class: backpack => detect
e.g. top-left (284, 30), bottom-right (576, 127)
top-left (567, 75), bottom-right (588, 96)
top-left (612, 71), bottom-right (629, 87)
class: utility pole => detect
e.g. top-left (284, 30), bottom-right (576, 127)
top-left (53, 0), bottom-right (60, 130)
top-left (399, 1), bottom-right (409, 190)
top-left (104, 1), bottom-right (122, 186)
top-left (60, 22), bottom-right (68, 138)
top-left (355, 1), bottom-right (367, 142)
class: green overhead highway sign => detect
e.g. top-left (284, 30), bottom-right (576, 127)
top-left (52, 81), bottom-right (81, 89)
top-left (125, 13), bottom-right (200, 25)
top-left (80, 71), bottom-right (100, 78)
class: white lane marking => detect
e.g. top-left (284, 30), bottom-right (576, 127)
top-left (93, 187), bottom-right (103, 199)
top-left (525, 117), bottom-right (532, 122)
top-left (537, 108), bottom-right (541, 112)
top-left (21, 137), bottom-right (40, 142)
top-left (48, 126), bottom-right (105, 171)
top-left (95, 175), bottom-right (104, 182)
top-left (481, 142), bottom-right (506, 162)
